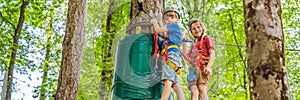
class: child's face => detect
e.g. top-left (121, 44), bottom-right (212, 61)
top-left (190, 22), bottom-right (203, 38)
top-left (163, 12), bottom-right (179, 25)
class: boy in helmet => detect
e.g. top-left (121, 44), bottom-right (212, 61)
top-left (186, 18), bottom-right (215, 100)
top-left (150, 6), bottom-right (185, 100)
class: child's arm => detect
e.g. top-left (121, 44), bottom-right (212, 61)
top-left (207, 48), bottom-right (215, 68)
top-left (150, 19), bottom-right (168, 33)
top-left (179, 47), bottom-right (198, 67)
top-left (204, 48), bottom-right (215, 78)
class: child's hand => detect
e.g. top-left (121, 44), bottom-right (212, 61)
top-left (204, 67), bottom-right (212, 78)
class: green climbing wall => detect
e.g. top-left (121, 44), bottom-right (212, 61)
top-left (112, 34), bottom-right (164, 100)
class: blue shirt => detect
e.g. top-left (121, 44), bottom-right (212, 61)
top-left (162, 23), bottom-right (182, 55)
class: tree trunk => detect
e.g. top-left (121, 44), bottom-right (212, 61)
top-left (1, 72), bottom-right (8, 99)
top-left (243, 0), bottom-right (289, 99)
top-left (40, 5), bottom-right (54, 99)
top-left (127, 0), bottom-right (164, 35)
top-left (4, 1), bottom-right (29, 100)
top-left (201, 0), bottom-right (205, 21)
top-left (185, 0), bottom-right (192, 14)
top-left (99, 1), bottom-right (115, 99)
top-left (193, 0), bottom-right (199, 12)
top-left (54, 0), bottom-right (87, 99)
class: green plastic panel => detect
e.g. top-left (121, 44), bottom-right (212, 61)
top-left (112, 34), bottom-right (163, 100)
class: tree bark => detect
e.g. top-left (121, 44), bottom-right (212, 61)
top-left (4, 0), bottom-right (29, 99)
top-left (201, 0), bottom-right (205, 21)
top-left (127, 0), bottom-right (164, 34)
top-left (1, 72), bottom-right (8, 99)
top-left (194, 0), bottom-right (199, 12)
top-left (185, 0), bottom-right (192, 14)
top-left (54, 0), bottom-right (87, 99)
top-left (243, 0), bottom-right (289, 99)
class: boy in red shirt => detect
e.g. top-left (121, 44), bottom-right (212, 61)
top-left (185, 18), bottom-right (215, 100)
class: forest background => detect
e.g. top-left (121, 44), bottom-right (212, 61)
top-left (0, 0), bottom-right (299, 99)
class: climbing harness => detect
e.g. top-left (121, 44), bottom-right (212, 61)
top-left (186, 18), bottom-right (209, 71)
top-left (160, 7), bottom-right (184, 74)
top-left (197, 39), bottom-right (205, 70)
top-left (188, 36), bottom-right (209, 70)
top-left (160, 34), bottom-right (170, 62)
top-left (132, 1), bottom-right (183, 74)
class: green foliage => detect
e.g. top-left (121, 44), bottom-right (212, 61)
top-left (95, 1), bottom-right (130, 99)
top-left (282, 0), bottom-right (300, 99)
top-left (179, 0), bottom-right (249, 99)
top-left (26, 0), bottom-right (66, 99)
top-left (1, 0), bottom-right (66, 99)
top-left (78, 89), bottom-right (88, 100)
top-left (79, 39), bottom-right (100, 99)
top-left (94, 0), bottom-right (299, 99)
top-left (0, 0), bottom-right (20, 71)
top-left (85, 0), bottom-right (300, 99)
top-left (79, 0), bottom-right (130, 99)
top-left (35, 2), bottom-right (66, 100)
top-left (0, 0), bottom-right (298, 99)
top-left (79, 0), bottom-right (110, 99)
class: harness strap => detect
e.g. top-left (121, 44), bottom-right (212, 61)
top-left (153, 32), bottom-right (159, 60)
top-left (184, 36), bottom-right (208, 70)
top-left (198, 40), bottom-right (204, 70)
top-left (160, 34), bottom-right (183, 74)
top-left (162, 34), bottom-right (169, 62)
top-left (167, 61), bottom-right (182, 74)
top-left (160, 45), bottom-right (178, 55)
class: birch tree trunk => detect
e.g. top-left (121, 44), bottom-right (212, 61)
top-left (54, 0), bottom-right (87, 99)
top-left (243, 0), bottom-right (289, 99)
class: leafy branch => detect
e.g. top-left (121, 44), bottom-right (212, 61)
top-left (14, 0), bottom-right (30, 37)
top-left (0, 11), bottom-right (16, 29)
